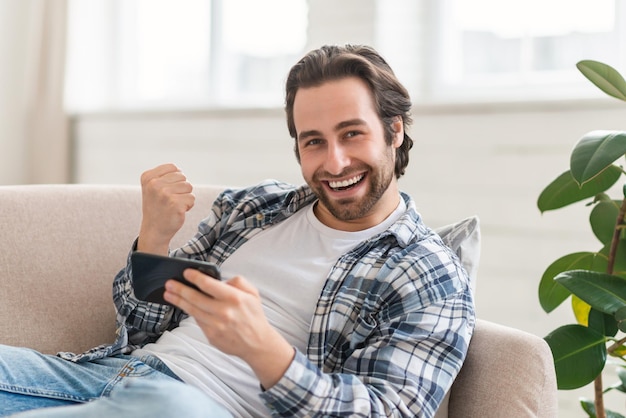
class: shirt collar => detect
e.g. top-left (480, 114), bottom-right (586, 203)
top-left (284, 187), bottom-right (426, 249)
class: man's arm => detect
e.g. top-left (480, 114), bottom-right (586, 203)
top-left (112, 163), bottom-right (196, 344)
top-left (163, 253), bottom-right (475, 417)
top-left (163, 270), bottom-right (296, 389)
top-left (260, 293), bottom-right (474, 418)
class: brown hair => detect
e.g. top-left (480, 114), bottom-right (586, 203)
top-left (285, 44), bottom-right (413, 178)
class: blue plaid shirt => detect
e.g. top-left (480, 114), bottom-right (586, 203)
top-left (63, 180), bottom-right (475, 417)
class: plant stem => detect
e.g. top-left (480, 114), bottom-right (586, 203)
top-left (594, 374), bottom-right (605, 418)
top-left (606, 197), bottom-right (626, 274)
top-left (596, 195), bottom-right (626, 418)
top-left (607, 335), bottom-right (626, 354)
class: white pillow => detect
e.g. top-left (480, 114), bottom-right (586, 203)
top-left (434, 215), bottom-right (481, 294)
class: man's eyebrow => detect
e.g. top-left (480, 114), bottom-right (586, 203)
top-left (298, 129), bottom-right (322, 142)
top-left (335, 118), bottom-right (367, 131)
top-left (297, 119), bottom-right (367, 142)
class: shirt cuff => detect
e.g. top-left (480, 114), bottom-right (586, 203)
top-left (259, 349), bottom-right (328, 414)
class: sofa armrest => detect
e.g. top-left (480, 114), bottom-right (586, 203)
top-left (448, 319), bottom-right (558, 418)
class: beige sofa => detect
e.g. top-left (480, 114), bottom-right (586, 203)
top-left (0, 184), bottom-right (558, 417)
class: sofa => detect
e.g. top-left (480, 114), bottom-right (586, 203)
top-left (0, 184), bottom-right (558, 417)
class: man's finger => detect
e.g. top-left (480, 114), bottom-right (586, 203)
top-left (182, 269), bottom-right (233, 300)
top-left (141, 163), bottom-right (181, 185)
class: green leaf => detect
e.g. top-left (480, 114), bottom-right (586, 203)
top-left (581, 398), bottom-right (626, 418)
top-left (590, 200), bottom-right (621, 245)
top-left (537, 165), bottom-right (622, 212)
top-left (589, 308), bottom-right (618, 337)
top-left (606, 367), bottom-right (626, 393)
top-left (600, 239), bottom-right (626, 275)
top-left (615, 306), bottom-right (626, 333)
top-left (570, 131), bottom-right (626, 186)
top-left (555, 270), bottom-right (626, 314)
top-left (618, 367), bottom-right (626, 387)
top-left (545, 324), bottom-right (606, 389)
top-left (577, 60), bottom-right (626, 101)
top-left (594, 192), bottom-right (613, 203)
top-left (539, 253), bottom-right (608, 312)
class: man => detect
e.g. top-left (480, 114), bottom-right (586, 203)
top-left (0, 44), bottom-right (474, 417)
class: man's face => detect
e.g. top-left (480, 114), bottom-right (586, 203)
top-left (293, 76), bottom-right (404, 231)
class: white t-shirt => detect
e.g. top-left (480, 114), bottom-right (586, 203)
top-left (134, 199), bottom-right (406, 417)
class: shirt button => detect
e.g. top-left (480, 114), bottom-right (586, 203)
top-left (256, 213), bottom-right (264, 221)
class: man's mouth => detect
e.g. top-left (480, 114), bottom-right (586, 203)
top-left (327, 174), bottom-right (365, 191)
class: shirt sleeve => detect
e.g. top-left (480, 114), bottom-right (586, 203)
top-left (111, 241), bottom-right (184, 347)
top-left (111, 190), bottom-right (230, 348)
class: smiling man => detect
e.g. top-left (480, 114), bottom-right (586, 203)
top-left (295, 76), bottom-right (402, 231)
top-left (0, 45), bottom-right (475, 418)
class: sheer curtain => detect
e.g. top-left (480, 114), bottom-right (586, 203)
top-left (0, 0), bottom-right (68, 185)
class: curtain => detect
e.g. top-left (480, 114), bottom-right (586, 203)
top-left (0, 0), bottom-right (69, 185)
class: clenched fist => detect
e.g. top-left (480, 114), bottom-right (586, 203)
top-left (137, 163), bottom-right (195, 255)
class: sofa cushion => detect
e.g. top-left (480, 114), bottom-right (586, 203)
top-left (435, 215), bottom-right (480, 290)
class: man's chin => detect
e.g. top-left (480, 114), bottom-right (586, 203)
top-left (319, 197), bottom-right (370, 222)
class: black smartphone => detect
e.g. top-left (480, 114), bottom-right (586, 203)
top-left (130, 251), bottom-right (221, 305)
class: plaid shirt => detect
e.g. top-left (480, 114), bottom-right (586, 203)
top-left (62, 180), bottom-right (475, 418)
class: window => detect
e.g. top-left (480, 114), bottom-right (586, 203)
top-left (424, 0), bottom-right (626, 103)
top-left (64, 0), bottom-right (307, 112)
top-left (65, 0), bottom-right (626, 111)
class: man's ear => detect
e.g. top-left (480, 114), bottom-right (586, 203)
top-left (391, 116), bottom-right (404, 148)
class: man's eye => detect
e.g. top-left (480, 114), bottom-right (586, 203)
top-left (306, 139), bottom-right (322, 146)
top-left (345, 130), bottom-right (361, 138)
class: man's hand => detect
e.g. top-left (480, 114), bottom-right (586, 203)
top-left (163, 270), bottom-right (295, 389)
top-left (137, 164), bottom-right (195, 255)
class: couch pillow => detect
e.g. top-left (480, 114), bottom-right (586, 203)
top-left (434, 215), bottom-right (481, 294)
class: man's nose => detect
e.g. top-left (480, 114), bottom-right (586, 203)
top-left (324, 143), bottom-right (351, 175)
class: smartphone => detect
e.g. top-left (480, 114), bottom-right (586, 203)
top-left (130, 251), bottom-right (221, 305)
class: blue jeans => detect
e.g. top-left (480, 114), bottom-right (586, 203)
top-left (0, 345), bottom-right (233, 417)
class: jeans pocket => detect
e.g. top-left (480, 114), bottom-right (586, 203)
top-left (135, 354), bottom-right (182, 381)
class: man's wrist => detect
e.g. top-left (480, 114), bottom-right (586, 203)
top-left (136, 227), bottom-right (171, 255)
top-left (248, 331), bottom-right (296, 390)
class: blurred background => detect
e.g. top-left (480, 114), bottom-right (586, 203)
top-left (2, 0), bottom-right (626, 415)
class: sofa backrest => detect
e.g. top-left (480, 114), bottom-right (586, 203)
top-left (0, 184), bottom-right (225, 354)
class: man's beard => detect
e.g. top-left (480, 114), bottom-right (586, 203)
top-left (311, 158), bottom-right (395, 222)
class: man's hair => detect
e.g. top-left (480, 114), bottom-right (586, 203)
top-left (285, 44), bottom-right (414, 178)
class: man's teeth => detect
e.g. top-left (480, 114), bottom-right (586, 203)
top-left (329, 174), bottom-right (364, 190)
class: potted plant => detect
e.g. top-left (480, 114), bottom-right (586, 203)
top-left (537, 60), bottom-right (626, 418)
